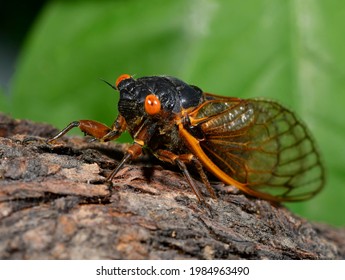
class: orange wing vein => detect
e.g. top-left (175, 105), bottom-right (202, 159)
top-left (179, 94), bottom-right (325, 202)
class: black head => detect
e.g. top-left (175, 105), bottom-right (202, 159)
top-left (114, 74), bottom-right (204, 125)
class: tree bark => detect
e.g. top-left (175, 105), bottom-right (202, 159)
top-left (0, 113), bottom-right (344, 260)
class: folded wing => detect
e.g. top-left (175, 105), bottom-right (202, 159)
top-left (186, 94), bottom-right (324, 201)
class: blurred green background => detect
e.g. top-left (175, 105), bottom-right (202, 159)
top-left (1, 0), bottom-right (345, 226)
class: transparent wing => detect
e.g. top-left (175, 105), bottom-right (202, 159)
top-left (188, 94), bottom-right (325, 201)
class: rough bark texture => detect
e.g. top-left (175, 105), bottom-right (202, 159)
top-left (0, 113), bottom-right (344, 260)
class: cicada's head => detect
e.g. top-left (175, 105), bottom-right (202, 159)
top-left (113, 74), bottom-right (204, 130)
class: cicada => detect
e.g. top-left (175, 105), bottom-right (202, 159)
top-left (48, 74), bottom-right (325, 204)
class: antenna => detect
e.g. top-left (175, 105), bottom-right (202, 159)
top-left (100, 78), bottom-right (117, 90)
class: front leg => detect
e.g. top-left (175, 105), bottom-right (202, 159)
top-left (47, 115), bottom-right (126, 143)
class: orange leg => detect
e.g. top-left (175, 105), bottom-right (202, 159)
top-left (47, 115), bottom-right (127, 143)
top-left (47, 115), bottom-right (142, 183)
top-left (155, 149), bottom-right (216, 204)
top-left (106, 143), bottom-right (143, 181)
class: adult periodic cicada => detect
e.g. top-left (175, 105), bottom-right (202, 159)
top-left (48, 74), bottom-right (325, 204)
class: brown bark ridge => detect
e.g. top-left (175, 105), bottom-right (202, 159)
top-left (0, 113), bottom-right (344, 260)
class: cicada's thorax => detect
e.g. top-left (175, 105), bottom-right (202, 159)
top-left (147, 114), bottom-right (187, 154)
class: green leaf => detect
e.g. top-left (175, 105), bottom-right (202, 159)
top-left (11, 0), bottom-right (345, 226)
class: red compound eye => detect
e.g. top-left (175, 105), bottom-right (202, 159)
top-left (115, 74), bottom-right (131, 88)
top-left (145, 94), bottom-right (161, 115)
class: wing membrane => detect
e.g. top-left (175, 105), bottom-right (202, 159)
top-left (187, 95), bottom-right (324, 201)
